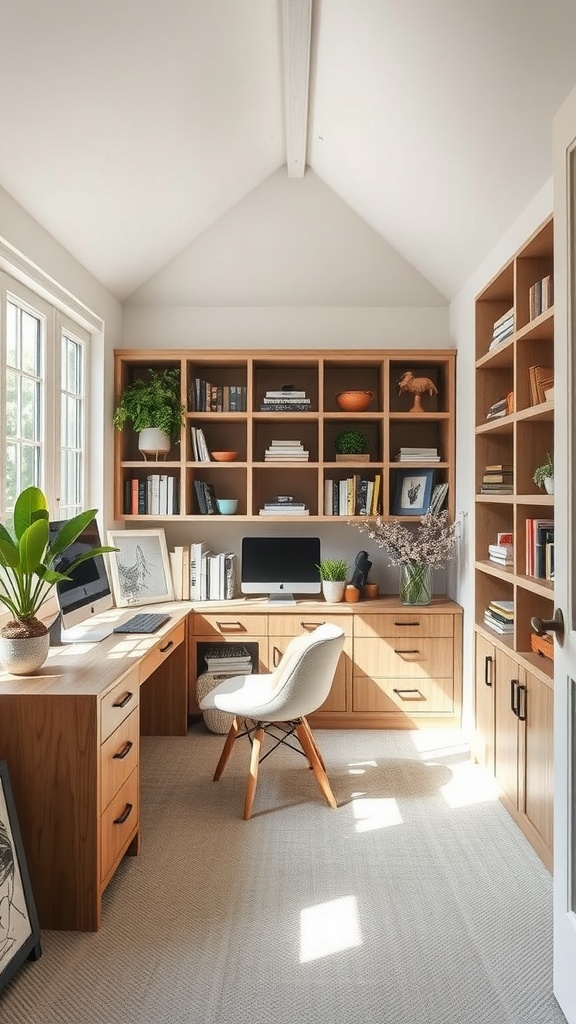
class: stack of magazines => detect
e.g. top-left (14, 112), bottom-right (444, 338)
top-left (204, 645), bottom-right (252, 676)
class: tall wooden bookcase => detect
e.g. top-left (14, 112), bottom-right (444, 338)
top-left (113, 348), bottom-right (456, 523)
top-left (473, 216), bottom-right (554, 869)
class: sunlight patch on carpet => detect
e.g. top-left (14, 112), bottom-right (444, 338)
top-left (299, 896), bottom-right (362, 962)
top-left (351, 795), bottom-right (403, 832)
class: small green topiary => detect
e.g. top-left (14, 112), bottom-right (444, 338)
top-left (533, 453), bottom-right (554, 489)
top-left (335, 429), bottom-right (369, 455)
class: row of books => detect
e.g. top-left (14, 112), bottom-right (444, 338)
top-left (526, 518), bottom-right (554, 580)
top-left (484, 599), bottom-right (514, 634)
top-left (529, 275), bottom-right (553, 320)
top-left (393, 447), bottom-right (440, 462)
top-left (479, 463), bottom-right (513, 495)
top-left (324, 475), bottom-right (381, 517)
top-left (528, 365), bottom-right (554, 406)
top-left (123, 475), bottom-right (179, 516)
top-left (193, 479), bottom-right (220, 515)
top-left (190, 379), bottom-right (247, 412)
top-left (259, 495), bottom-right (309, 516)
top-left (264, 439), bottom-right (309, 461)
top-left (190, 427), bottom-right (210, 462)
top-left (429, 482), bottom-right (449, 514)
top-left (202, 644), bottom-right (252, 676)
top-left (488, 306), bottom-right (514, 350)
top-left (171, 542), bottom-right (238, 601)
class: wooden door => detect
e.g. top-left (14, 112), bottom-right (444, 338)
top-left (473, 633), bottom-right (495, 770)
top-left (522, 670), bottom-right (554, 862)
top-left (493, 648), bottom-right (521, 810)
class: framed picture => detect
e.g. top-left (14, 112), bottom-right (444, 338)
top-left (393, 469), bottom-right (435, 516)
top-left (106, 529), bottom-right (174, 607)
top-left (0, 760), bottom-right (42, 992)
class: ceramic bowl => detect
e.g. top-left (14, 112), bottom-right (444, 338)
top-left (216, 498), bottom-right (238, 515)
top-left (210, 451), bottom-right (239, 462)
top-left (335, 390), bottom-right (375, 412)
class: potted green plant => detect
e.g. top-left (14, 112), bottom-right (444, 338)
top-left (0, 487), bottom-right (116, 675)
top-left (317, 558), bottom-right (349, 603)
top-left (113, 368), bottom-right (185, 458)
top-left (533, 453), bottom-right (554, 494)
top-left (334, 429), bottom-right (370, 462)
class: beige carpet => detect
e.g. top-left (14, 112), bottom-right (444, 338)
top-left (0, 724), bottom-right (566, 1024)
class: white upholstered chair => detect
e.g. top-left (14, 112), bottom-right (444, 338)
top-left (199, 622), bottom-right (346, 819)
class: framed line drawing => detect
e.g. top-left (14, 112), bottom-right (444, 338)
top-left (106, 529), bottom-right (174, 607)
top-left (0, 760), bottom-right (42, 993)
top-left (393, 468), bottom-right (435, 516)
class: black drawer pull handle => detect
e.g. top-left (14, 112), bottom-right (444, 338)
top-left (301, 621), bottom-right (323, 629)
top-left (510, 678), bottom-right (520, 716)
top-left (393, 688), bottom-right (425, 700)
top-left (394, 621), bottom-right (420, 627)
top-left (112, 691), bottom-right (133, 709)
top-left (216, 621), bottom-right (244, 631)
top-left (517, 684), bottom-right (527, 722)
top-left (394, 648), bottom-right (420, 655)
top-left (484, 655), bottom-right (493, 687)
top-left (113, 741), bottom-right (134, 760)
top-left (113, 802), bottom-right (133, 825)
top-left (159, 640), bottom-right (174, 654)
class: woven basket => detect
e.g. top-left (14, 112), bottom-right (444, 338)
top-left (195, 672), bottom-right (236, 734)
top-left (530, 632), bottom-right (554, 661)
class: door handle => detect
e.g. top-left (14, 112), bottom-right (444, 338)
top-left (531, 608), bottom-right (564, 645)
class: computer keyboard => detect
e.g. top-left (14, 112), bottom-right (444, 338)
top-left (113, 612), bottom-right (171, 634)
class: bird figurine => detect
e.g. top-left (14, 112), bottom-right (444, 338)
top-left (397, 371), bottom-right (438, 412)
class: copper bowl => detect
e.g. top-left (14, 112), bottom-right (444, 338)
top-left (336, 390), bottom-right (375, 412)
top-left (210, 451), bottom-right (239, 462)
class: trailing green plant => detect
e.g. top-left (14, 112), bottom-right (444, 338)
top-left (113, 368), bottom-right (185, 444)
top-left (334, 429), bottom-right (369, 455)
top-left (0, 487), bottom-right (116, 635)
top-left (533, 453), bottom-right (554, 489)
top-left (316, 558), bottom-right (349, 582)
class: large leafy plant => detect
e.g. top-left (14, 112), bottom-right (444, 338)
top-left (0, 487), bottom-right (115, 630)
top-left (113, 368), bottom-right (185, 444)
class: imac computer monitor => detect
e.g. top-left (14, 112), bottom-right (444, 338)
top-left (49, 519), bottom-right (115, 642)
top-left (240, 536), bottom-right (321, 604)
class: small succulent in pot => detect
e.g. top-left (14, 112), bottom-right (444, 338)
top-left (316, 558), bottom-right (349, 582)
top-left (532, 453), bottom-right (554, 490)
top-left (334, 429), bottom-right (370, 456)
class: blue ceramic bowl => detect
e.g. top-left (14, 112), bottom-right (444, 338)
top-left (217, 498), bottom-right (238, 515)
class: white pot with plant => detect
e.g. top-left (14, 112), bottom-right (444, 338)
top-left (113, 368), bottom-right (186, 459)
top-left (317, 558), bottom-right (349, 603)
top-left (0, 487), bottom-right (115, 675)
top-left (533, 453), bottom-right (554, 495)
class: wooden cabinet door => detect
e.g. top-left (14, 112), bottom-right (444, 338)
top-left (493, 649), bottom-right (521, 809)
top-left (522, 670), bottom-right (554, 858)
top-left (473, 633), bottom-right (496, 771)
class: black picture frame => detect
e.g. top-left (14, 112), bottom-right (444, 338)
top-left (0, 760), bottom-right (42, 992)
top-left (393, 469), bottom-right (435, 516)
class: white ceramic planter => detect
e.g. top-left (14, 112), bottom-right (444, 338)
top-left (138, 428), bottom-right (171, 459)
top-left (322, 580), bottom-right (346, 603)
top-left (0, 633), bottom-right (50, 675)
top-left (544, 477), bottom-right (554, 494)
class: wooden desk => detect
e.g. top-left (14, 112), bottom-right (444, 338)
top-left (0, 603), bottom-right (188, 932)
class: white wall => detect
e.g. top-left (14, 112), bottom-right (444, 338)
top-left (450, 178), bottom-right (554, 732)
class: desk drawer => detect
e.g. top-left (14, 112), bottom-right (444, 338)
top-left (139, 620), bottom-right (185, 683)
top-left (354, 636), bottom-right (453, 679)
top-left (101, 669), bottom-right (140, 743)
top-left (100, 709), bottom-right (139, 813)
top-left (354, 613), bottom-right (454, 638)
top-left (100, 768), bottom-right (139, 884)
top-left (353, 675), bottom-right (454, 714)
top-left (193, 613), bottom-right (268, 636)
top-left (267, 613), bottom-right (352, 638)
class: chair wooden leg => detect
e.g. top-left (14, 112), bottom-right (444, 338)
top-left (213, 717), bottom-right (241, 781)
top-left (296, 722), bottom-right (337, 809)
top-left (244, 725), bottom-right (264, 820)
top-left (301, 715), bottom-right (327, 771)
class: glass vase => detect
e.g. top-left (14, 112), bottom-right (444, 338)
top-left (399, 563), bottom-right (432, 605)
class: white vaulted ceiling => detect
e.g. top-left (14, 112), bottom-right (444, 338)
top-left (1, 0), bottom-right (575, 302)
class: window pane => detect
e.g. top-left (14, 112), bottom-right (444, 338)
top-left (62, 395), bottom-right (80, 448)
top-left (21, 310), bottom-right (41, 375)
top-left (64, 336), bottom-right (81, 394)
top-left (21, 377), bottom-right (40, 441)
top-left (5, 371), bottom-right (17, 436)
top-left (6, 444), bottom-right (17, 509)
top-left (6, 301), bottom-right (17, 365)
top-left (20, 444), bottom-right (39, 492)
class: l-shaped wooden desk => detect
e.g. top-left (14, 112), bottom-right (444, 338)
top-left (0, 596), bottom-right (462, 931)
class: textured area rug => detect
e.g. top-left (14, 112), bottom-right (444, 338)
top-left (0, 725), bottom-right (566, 1024)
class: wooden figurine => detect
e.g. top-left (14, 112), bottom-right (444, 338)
top-left (397, 371), bottom-right (438, 412)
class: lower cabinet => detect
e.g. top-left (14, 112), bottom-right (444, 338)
top-left (267, 613), bottom-right (352, 717)
top-left (473, 630), bottom-right (553, 870)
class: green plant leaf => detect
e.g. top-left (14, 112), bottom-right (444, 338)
top-left (45, 509), bottom-right (99, 562)
top-left (19, 519), bottom-right (49, 574)
top-left (0, 536), bottom-right (19, 568)
top-left (13, 486), bottom-right (48, 539)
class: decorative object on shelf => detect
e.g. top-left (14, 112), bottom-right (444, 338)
top-left (533, 453), bottom-right (554, 494)
top-left (393, 468), bottom-right (435, 516)
top-left (216, 499), bottom-right (238, 515)
top-left (344, 584), bottom-right (360, 603)
top-left (335, 390), bottom-right (375, 412)
top-left (352, 508), bottom-right (460, 606)
top-left (396, 371), bottom-right (438, 413)
top-left (362, 583), bottom-right (379, 599)
top-left (350, 550), bottom-right (372, 590)
top-left (210, 451), bottom-right (239, 462)
top-left (113, 368), bottom-right (185, 459)
top-left (106, 529), bottom-right (173, 607)
top-left (334, 429), bottom-right (370, 462)
top-left (0, 487), bottom-right (115, 675)
top-left (316, 558), bottom-right (349, 603)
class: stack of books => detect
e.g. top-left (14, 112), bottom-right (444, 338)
top-left (485, 397), bottom-right (508, 420)
top-left (429, 482), bottom-right (449, 513)
top-left (190, 426), bottom-right (210, 461)
top-left (479, 464), bottom-right (513, 494)
top-left (488, 307), bottom-right (515, 350)
top-left (528, 365), bottom-right (554, 406)
top-left (259, 495), bottom-right (309, 516)
top-left (193, 479), bottom-right (219, 514)
top-left (203, 644), bottom-right (252, 676)
top-left (484, 599), bottom-right (514, 634)
top-left (488, 542), bottom-right (513, 567)
top-left (260, 387), bottom-right (311, 412)
top-left (528, 275), bottom-right (553, 320)
top-left (189, 543), bottom-right (237, 601)
top-left (393, 447), bottom-right (440, 462)
top-left (264, 439), bottom-right (309, 461)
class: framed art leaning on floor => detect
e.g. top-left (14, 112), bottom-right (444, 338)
top-left (0, 760), bottom-right (42, 992)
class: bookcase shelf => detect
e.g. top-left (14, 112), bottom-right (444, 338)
top-left (114, 348), bottom-right (456, 523)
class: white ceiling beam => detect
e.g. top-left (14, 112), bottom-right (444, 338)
top-left (282, 0), bottom-right (312, 178)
